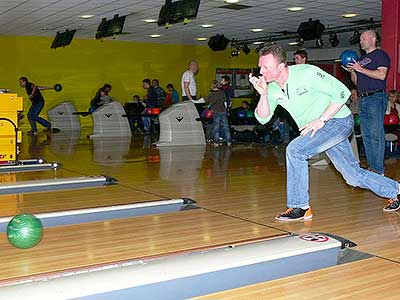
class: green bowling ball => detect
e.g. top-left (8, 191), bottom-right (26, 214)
top-left (353, 114), bottom-right (360, 127)
top-left (7, 214), bottom-right (43, 249)
top-left (246, 110), bottom-right (254, 118)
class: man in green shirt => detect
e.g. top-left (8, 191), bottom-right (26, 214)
top-left (251, 44), bottom-right (400, 221)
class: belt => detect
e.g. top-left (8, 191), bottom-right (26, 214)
top-left (360, 89), bottom-right (385, 98)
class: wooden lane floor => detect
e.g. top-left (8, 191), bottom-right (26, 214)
top-left (0, 209), bottom-right (285, 284)
top-left (194, 257), bottom-right (400, 300)
top-left (11, 132), bottom-right (400, 297)
top-left (0, 184), bottom-right (162, 217)
top-left (16, 135), bottom-right (400, 262)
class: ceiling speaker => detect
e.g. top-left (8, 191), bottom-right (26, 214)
top-left (297, 19), bottom-right (325, 41)
top-left (208, 34), bottom-right (230, 51)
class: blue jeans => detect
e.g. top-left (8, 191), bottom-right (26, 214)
top-left (213, 112), bottom-right (231, 143)
top-left (359, 92), bottom-right (387, 174)
top-left (28, 101), bottom-right (51, 132)
top-left (142, 116), bottom-right (150, 132)
top-left (286, 115), bottom-right (398, 208)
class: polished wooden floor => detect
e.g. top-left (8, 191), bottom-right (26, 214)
top-left (1, 130), bottom-right (400, 298)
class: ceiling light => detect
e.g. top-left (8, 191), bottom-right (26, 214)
top-left (342, 13), bottom-right (358, 18)
top-left (242, 44), bottom-right (251, 55)
top-left (253, 41), bottom-right (263, 45)
top-left (149, 34), bottom-right (161, 38)
top-left (201, 24), bottom-right (214, 28)
top-left (316, 38), bottom-right (324, 48)
top-left (288, 7), bottom-right (304, 12)
top-left (329, 33), bottom-right (339, 47)
top-left (296, 38), bottom-right (304, 46)
top-left (349, 30), bottom-right (360, 44)
top-left (225, 0), bottom-right (240, 3)
top-left (80, 15), bottom-right (94, 19)
top-left (144, 19), bottom-right (157, 23)
top-left (288, 41), bottom-right (299, 46)
top-left (231, 49), bottom-right (240, 57)
top-left (196, 37), bottom-right (207, 41)
top-left (251, 28), bottom-right (263, 32)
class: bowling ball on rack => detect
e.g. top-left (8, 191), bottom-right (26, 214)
top-left (203, 109), bottom-right (213, 119)
top-left (54, 84), bottom-right (62, 92)
top-left (7, 214), bottom-right (43, 249)
top-left (384, 114), bottom-right (399, 125)
top-left (237, 110), bottom-right (247, 119)
top-left (353, 114), bottom-right (360, 127)
top-left (246, 110), bottom-right (254, 118)
top-left (339, 50), bottom-right (359, 67)
top-left (152, 108), bottom-right (161, 115)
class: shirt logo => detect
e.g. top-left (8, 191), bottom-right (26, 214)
top-left (317, 72), bottom-right (325, 79)
top-left (296, 87), bottom-right (308, 95)
top-left (340, 91), bottom-right (345, 99)
top-left (358, 57), bottom-right (371, 66)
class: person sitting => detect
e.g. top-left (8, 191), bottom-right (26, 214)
top-left (124, 95), bottom-right (146, 133)
top-left (386, 90), bottom-right (400, 120)
top-left (89, 83), bottom-right (113, 112)
top-left (347, 88), bottom-right (360, 115)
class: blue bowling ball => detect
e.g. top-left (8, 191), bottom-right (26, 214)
top-left (237, 111), bottom-right (247, 118)
top-left (339, 50), bottom-right (359, 67)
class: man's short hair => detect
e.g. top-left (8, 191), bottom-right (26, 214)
top-left (142, 78), bottom-right (151, 84)
top-left (19, 76), bottom-right (28, 82)
top-left (166, 83), bottom-right (174, 89)
top-left (259, 44), bottom-right (287, 64)
top-left (294, 49), bottom-right (308, 60)
top-left (222, 75), bottom-right (230, 83)
top-left (211, 80), bottom-right (218, 88)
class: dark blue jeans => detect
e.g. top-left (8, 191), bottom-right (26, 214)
top-left (359, 92), bottom-right (387, 174)
top-left (28, 101), bottom-right (51, 132)
top-left (213, 111), bottom-right (231, 143)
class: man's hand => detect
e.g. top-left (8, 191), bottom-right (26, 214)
top-left (341, 65), bottom-right (354, 73)
top-left (347, 60), bottom-right (363, 72)
top-left (299, 119), bottom-right (325, 137)
top-left (249, 73), bottom-right (268, 95)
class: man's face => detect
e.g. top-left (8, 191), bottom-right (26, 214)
top-left (19, 79), bottom-right (26, 87)
top-left (142, 82), bottom-right (149, 89)
top-left (190, 62), bottom-right (198, 74)
top-left (360, 32), bottom-right (375, 51)
top-left (259, 54), bottom-right (283, 83)
top-left (294, 54), bottom-right (306, 65)
top-left (388, 93), bottom-right (397, 103)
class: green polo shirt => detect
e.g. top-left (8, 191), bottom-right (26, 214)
top-left (255, 64), bottom-right (351, 128)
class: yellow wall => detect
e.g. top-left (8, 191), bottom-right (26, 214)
top-left (0, 35), bottom-right (258, 127)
